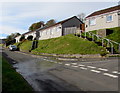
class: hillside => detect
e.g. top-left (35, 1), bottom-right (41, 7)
top-left (16, 34), bottom-right (107, 55)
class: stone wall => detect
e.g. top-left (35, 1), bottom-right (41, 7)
top-left (97, 29), bottom-right (113, 37)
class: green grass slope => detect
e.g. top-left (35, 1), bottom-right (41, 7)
top-left (2, 56), bottom-right (33, 92)
top-left (14, 40), bottom-right (32, 52)
top-left (105, 27), bottom-right (120, 43)
top-left (30, 34), bottom-right (107, 55)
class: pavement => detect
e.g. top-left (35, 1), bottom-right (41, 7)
top-left (2, 48), bottom-right (120, 93)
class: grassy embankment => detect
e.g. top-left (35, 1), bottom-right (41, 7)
top-left (89, 27), bottom-right (120, 43)
top-left (15, 34), bottom-right (107, 56)
top-left (105, 27), bottom-right (120, 43)
top-left (2, 56), bottom-right (33, 92)
top-left (81, 27), bottom-right (120, 53)
top-left (105, 27), bottom-right (120, 53)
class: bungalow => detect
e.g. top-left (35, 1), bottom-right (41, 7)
top-left (85, 5), bottom-right (120, 32)
top-left (15, 35), bottom-right (21, 43)
top-left (15, 16), bottom-right (83, 42)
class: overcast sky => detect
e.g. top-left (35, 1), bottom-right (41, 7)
top-left (0, 1), bottom-right (119, 39)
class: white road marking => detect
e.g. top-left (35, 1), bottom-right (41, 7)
top-left (65, 64), bottom-right (70, 66)
top-left (50, 60), bottom-right (55, 62)
top-left (80, 67), bottom-right (87, 70)
top-left (87, 66), bottom-right (96, 69)
top-left (71, 63), bottom-right (77, 65)
top-left (98, 68), bottom-right (108, 71)
top-left (103, 73), bottom-right (118, 78)
top-left (58, 62), bottom-right (62, 64)
top-left (112, 71), bottom-right (120, 74)
top-left (91, 70), bottom-right (101, 73)
top-left (79, 60), bottom-right (112, 64)
top-left (79, 64), bottom-right (85, 67)
top-left (44, 59), bottom-right (56, 63)
top-left (72, 65), bottom-right (79, 67)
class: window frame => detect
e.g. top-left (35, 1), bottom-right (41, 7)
top-left (89, 18), bottom-right (96, 26)
top-left (106, 15), bottom-right (113, 22)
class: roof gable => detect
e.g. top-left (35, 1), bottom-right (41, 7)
top-left (23, 16), bottom-right (82, 35)
top-left (86, 5), bottom-right (120, 18)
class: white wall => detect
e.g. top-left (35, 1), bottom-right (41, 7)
top-left (38, 24), bottom-right (62, 40)
top-left (25, 31), bottom-right (36, 40)
top-left (15, 35), bottom-right (21, 43)
top-left (85, 11), bottom-right (119, 32)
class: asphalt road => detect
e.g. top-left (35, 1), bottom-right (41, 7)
top-left (2, 48), bottom-right (120, 93)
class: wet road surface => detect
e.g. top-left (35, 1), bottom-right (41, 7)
top-left (2, 48), bottom-right (119, 92)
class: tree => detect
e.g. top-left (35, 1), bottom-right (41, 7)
top-left (77, 13), bottom-right (85, 23)
top-left (5, 33), bottom-right (21, 46)
top-left (29, 21), bottom-right (44, 31)
top-left (19, 35), bottom-right (25, 41)
top-left (27, 35), bottom-right (33, 41)
top-left (45, 19), bottom-right (56, 27)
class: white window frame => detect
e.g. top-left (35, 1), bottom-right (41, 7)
top-left (106, 15), bottom-right (113, 22)
top-left (89, 18), bottom-right (96, 26)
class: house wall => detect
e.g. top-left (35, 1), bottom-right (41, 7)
top-left (24, 31), bottom-right (36, 40)
top-left (118, 11), bottom-right (120, 27)
top-left (85, 11), bottom-right (119, 32)
top-left (15, 31), bottom-right (36, 42)
top-left (62, 17), bottom-right (83, 35)
top-left (38, 24), bottom-right (62, 40)
top-left (15, 35), bottom-right (21, 43)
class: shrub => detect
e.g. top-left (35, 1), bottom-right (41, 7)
top-left (27, 35), bottom-right (33, 41)
top-left (19, 35), bottom-right (25, 41)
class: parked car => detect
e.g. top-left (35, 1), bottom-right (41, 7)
top-left (9, 45), bottom-right (17, 51)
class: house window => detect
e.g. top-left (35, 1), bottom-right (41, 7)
top-left (89, 18), bottom-right (96, 26)
top-left (106, 15), bottom-right (113, 22)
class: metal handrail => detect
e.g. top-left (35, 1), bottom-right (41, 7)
top-left (81, 31), bottom-right (120, 54)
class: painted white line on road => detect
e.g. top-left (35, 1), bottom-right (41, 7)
top-left (91, 70), bottom-right (101, 73)
top-left (71, 63), bottom-right (77, 65)
top-left (44, 59), bottom-right (56, 63)
top-left (112, 71), bottom-right (118, 73)
top-left (87, 66), bottom-right (96, 69)
top-left (65, 64), bottom-right (70, 66)
top-left (72, 65), bottom-right (79, 67)
top-left (98, 68), bottom-right (108, 71)
top-left (103, 73), bottom-right (118, 78)
top-left (79, 64), bottom-right (85, 67)
top-left (112, 71), bottom-right (120, 74)
top-left (80, 67), bottom-right (87, 70)
top-left (50, 60), bottom-right (55, 62)
top-left (79, 60), bottom-right (112, 64)
top-left (58, 62), bottom-right (62, 64)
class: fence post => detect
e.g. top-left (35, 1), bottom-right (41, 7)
top-left (80, 30), bottom-right (81, 38)
top-left (88, 32), bottom-right (91, 38)
top-left (110, 42), bottom-right (113, 54)
top-left (92, 34), bottom-right (94, 41)
top-left (85, 31), bottom-right (86, 39)
top-left (107, 39), bottom-right (110, 47)
top-left (102, 39), bottom-right (104, 47)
